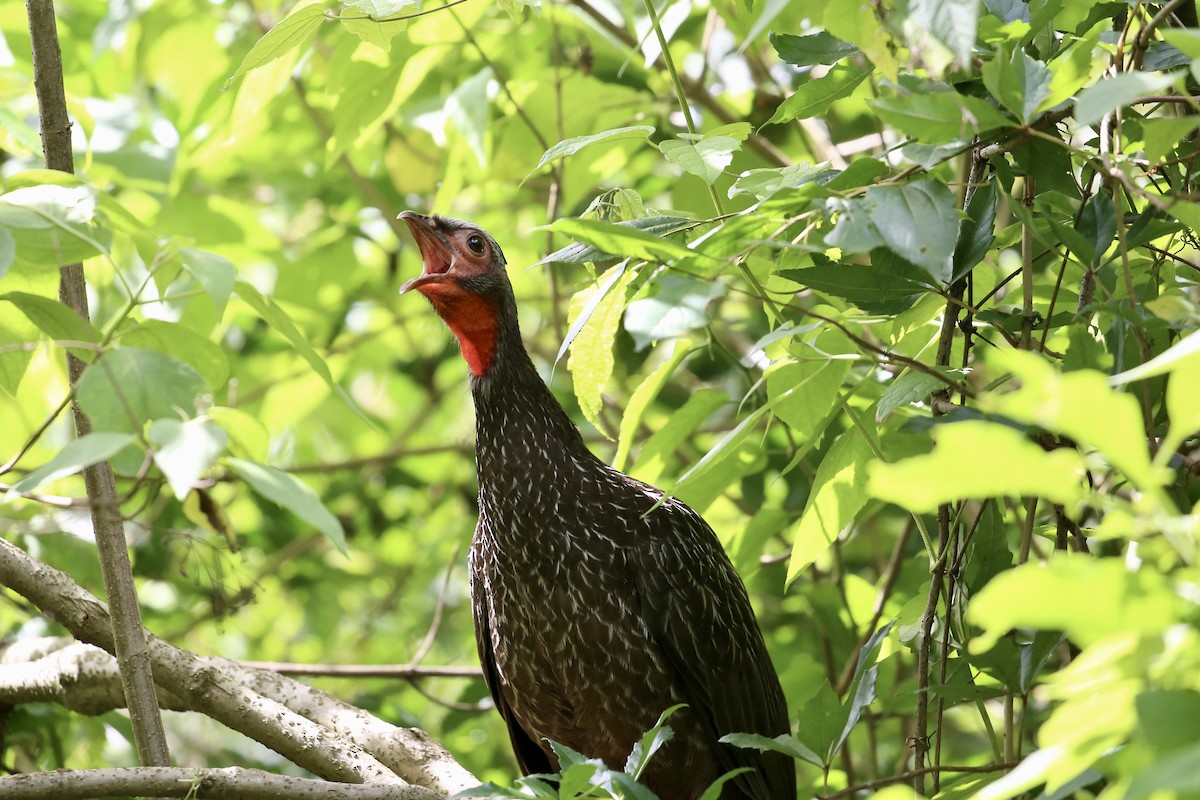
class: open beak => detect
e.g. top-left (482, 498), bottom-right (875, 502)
top-left (399, 211), bottom-right (456, 294)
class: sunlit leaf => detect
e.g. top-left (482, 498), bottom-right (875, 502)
top-left (769, 31), bottom-right (858, 66)
top-left (150, 418), bottom-right (228, 500)
top-left (869, 91), bottom-right (1009, 142)
top-left (77, 348), bottom-right (208, 431)
top-left (118, 320), bottom-right (230, 389)
top-left (767, 62), bottom-right (871, 124)
top-left (613, 343), bottom-right (691, 471)
top-left (984, 351), bottom-right (1157, 491)
top-left (875, 369), bottom-right (952, 422)
top-left (234, 281), bottom-right (369, 425)
top-left (9, 433), bottom-right (136, 495)
top-left (907, 0), bottom-right (978, 64)
top-left (222, 1), bottom-right (326, 90)
top-left (767, 355), bottom-right (851, 439)
top-left (568, 264), bottom-right (637, 436)
top-left (1074, 70), bottom-right (1180, 127)
top-left (0, 181), bottom-right (108, 266)
top-left (982, 46), bottom-right (1052, 123)
top-left (968, 558), bottom-right (1185, 651)
top-left (0, 291), bottom-right (100, 346)
top-left (631, 389), bottom-right (727, 485)
top-left (660, 135), bottom-right (740, 185)
top-left (623, 275), bottom-right (716, 350)
top-left (540, 217), bottom-right (700, 265)
top-left (869, 421), bottom-right (1087, 513)
top-left (180, 247), bottom-right (236, 316)
top-left (228, 458), bottom-right (346, 553)
top-left (533, 126), bottom-right (655, 172)
top-left (536, 216), bottom-right (692, 265)
top-left (787, 429), bottom-right (875, 584)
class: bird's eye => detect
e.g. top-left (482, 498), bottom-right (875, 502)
top-left (466, 234), bottom-right (486, 255)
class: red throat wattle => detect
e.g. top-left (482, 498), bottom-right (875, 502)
top-left (418, 283), bottom-right (499, 376)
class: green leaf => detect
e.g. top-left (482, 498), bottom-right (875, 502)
top-left (1074, 192), bottom-right (1117, 269)
top-left (233, 281), bottom-right (369, 425)
top-left (1161, 28), bottom-right (1200, 58)
top-left (118, 320), bottom-right (230, 389)
top-left (0, 181), bottom-right (109, 266)
top-left (1128, 742), bottom-right (1200, 800)
top-left (613, 343), bottom-right (691, 472)
top-left (1142, 117), bottom-right (1200, 164)
top-left (1073, 70), bottom-right (1180, 127)
top-left (985, 351), bottom-right (1158, 491)
top-left (180, 247), bottom-right (236, 316)
top-left (660, 135), bottom-right (740, 185)
top-left (149, 418), bottom-right (228, 500)
top-left (981, 46), bottom-right (1052, 123)
top-left (342, 0), bottom-right (417, 16)
top-left (623, 275), bottom-right (716, 350)
top-left (767, 356), bottom-right (851, 439)
top-left (77, 348), bottom-right (208, 430)
top-left (533, 126), bottom-right (655, 172)
top-left (836, 661), bottom-right (878, 756)
top-left (869, 91), bottom-right (1010, 142)
top-left (794, 681), bottom-right (846, 762)
top-left (787, 428), bottom-right (875, 584)
top-left (556, 261), bottom-right (628, 366)
top-left (767, 62), bottom-right (872, 124)
top-left (867, 181), bottom-right (959, 282)
top-left (869, 420), bottom-right (1087, 513)
top-left (0, 291), bottom-right (100, 345)
top-left (728, 163), bottom-right (838, 200)
top-left (222, 2), bottom-right (326, 91)
top-left (1165, 348), bottom-right (1200, 449)
top-left (779, 264), bottom-right (926, 306)
top-left (769, 31), bottom-right (858, 66)
top-left (630, 389), bottom-right (727, 485)
top-left (9, 432), bottom-right (136, 495)
top-left (950, 177), bottom-right (998, 283)
top-left (536, 216), bottom-right (692, 266)
top-left (625, 704), bottom-right (683, 777)
top-left (697, 769), bottom-right (754, 800)
top-left (967, 558), bottom-right (1185, 651)
top-left (228, 458), bottom-right (346, 553)
top-left (875, 369), bottom-right (952, 422)
top-left (568, 264), bottom-right (637, 436)
top-left (341, 16), bottom-right (408, 50)
top-left (540, 217), bottom-right (700, 265)
top-left (908, 0), bottom-right (978, 64)
top-left (720, 732), bottom-right (822, 767)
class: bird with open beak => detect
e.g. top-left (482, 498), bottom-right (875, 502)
top-left (398, 211), bottom-right (795, 800)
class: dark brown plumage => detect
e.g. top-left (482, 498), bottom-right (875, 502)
top-left (400, 211), bottom-right (795, 800)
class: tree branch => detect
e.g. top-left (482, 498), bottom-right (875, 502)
top-left (0, 767), bottom-right (439, 800)
top-left (0, 539), bottom-right (478, 795)
top-left (24, 0), bottom-right (171, 768)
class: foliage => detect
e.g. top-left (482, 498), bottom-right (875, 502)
top-left (2, 0), bottom-right (1200, 798)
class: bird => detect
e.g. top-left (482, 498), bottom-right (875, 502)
top-left (398, 211), bottom-right (795, 800)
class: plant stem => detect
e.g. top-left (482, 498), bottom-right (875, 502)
top-left (639, 0), bottom-right (725, 215)
top-left (24, 0), bottom-right (171, 768)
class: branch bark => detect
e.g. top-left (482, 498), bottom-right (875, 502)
top-left (0, 767), bottom-right (439, 800)
top-left (24, 0), bottom-right (171, 768)
top-left (0, 539), bottom-right (478, 796)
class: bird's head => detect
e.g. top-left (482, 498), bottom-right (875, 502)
top-left (399, 211), bottom-right (510, 376)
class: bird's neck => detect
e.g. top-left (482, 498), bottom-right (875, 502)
top-left (470, 297), bottom-right (593, 487)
